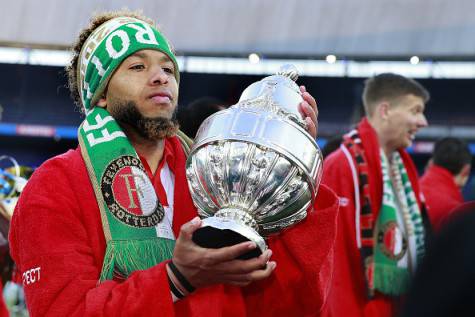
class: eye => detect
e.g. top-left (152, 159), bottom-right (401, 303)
top-left (411, 107), bottom-right (422, 114)
top-left (129, 64), bottom-right (145, 70)
top-left (163, 66), bottom-right (175, 74)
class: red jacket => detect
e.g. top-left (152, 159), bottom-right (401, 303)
top-left (0, 281), bottom-right (8, 317)
top-left (10, 136), bottom-right (339, 317)
top-left (321, 119), bottom-right (424, 317)
top-left (420, 165), bottom-right (464, 232)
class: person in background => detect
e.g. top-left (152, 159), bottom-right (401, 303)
top-left (0, 158), bottom-right (31, 317)
top-left (177, 96), bottom-right (227, 139)
top-left (419, 137), bottom-right (472, 232)
top-left (401, 207), bottom-right (475, 317)
top-left (9, 9), bottom-right (339, 317)
top-left (0, 202), bottom-right (11, 317)
top-left (0, 220), bottom-right (8, 317)
top-left (322, 73), bottom-right (431, 317)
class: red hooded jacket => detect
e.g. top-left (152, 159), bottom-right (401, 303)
top-left (420, 164), bottom-right (464, 232)
top-left (10, 136), bottom-right (339, 317)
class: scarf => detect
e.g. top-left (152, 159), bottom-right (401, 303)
top-left (342, 118), bottom-right (427, 297)
top-left (374, 150), bottom-right (425, 295)
top-left (76, 17), bottom-right (183, 281)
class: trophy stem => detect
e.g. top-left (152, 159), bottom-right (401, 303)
top-left (192, 208), bottom-right (267, 260)
top-left (214, 208), bottom-right (259, 231)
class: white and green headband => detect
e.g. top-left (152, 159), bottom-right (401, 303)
top-left (77, 17), bottom-right (179, 111)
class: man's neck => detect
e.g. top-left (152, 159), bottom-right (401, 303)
top-left (125, 128), bottom-right (165, 175)
top-left (134, 140), bottom-right (165, 175)
top-left (453, 172), bottom-right (467, 189)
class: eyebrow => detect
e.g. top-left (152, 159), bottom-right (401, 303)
top-left (131, 51), bottom-right (147, 59)
top-left (413, 103), bottom-right (425, 111)
top-left (130, 52), bottom-right (173, 64)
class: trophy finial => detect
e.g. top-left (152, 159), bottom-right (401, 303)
top-left (277, 64), bottom-right (299, 82)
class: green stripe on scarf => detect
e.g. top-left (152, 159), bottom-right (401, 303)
top-left (76, 17), bottom-right (180, 281)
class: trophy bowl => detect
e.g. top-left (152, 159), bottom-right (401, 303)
top-left (185, 65), bottom-right (323, 259)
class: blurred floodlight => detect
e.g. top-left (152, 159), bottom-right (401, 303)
top-left (410, 56), bottom-right (420, 65)
top-left (326, 54), bottom-right (337, 64)
top-left (248, 53), bottom-right (260, 64)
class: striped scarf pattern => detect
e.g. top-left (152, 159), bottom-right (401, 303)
top-left (343, 130), bottom-right (425, 297)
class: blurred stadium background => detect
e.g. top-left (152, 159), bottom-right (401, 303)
top-left (1, 0), bottom-right (475, 198)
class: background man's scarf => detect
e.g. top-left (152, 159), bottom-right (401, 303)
top-left (76, 17), bottom-right (180, 281)
top-left (342, 118), bottom-right (427, 297)
top-left (374, 150), bottom-right (424, 295)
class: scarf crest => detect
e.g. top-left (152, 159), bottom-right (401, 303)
top-left (342, 118), bottom-right (426, 297)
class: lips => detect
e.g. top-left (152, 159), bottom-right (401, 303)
top-left (148, 92), bottom-right (172, 104)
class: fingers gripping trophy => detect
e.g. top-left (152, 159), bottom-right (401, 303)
top-left (186, 65), bottom-right (323, 259)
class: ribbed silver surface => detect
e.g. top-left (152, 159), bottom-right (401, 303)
top-left (186, 65), bottom-right (323, 241)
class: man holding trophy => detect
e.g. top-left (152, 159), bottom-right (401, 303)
top-left (9, 10), bottom-right (339, 317)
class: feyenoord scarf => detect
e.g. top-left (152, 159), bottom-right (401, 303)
top-left (372, 151), bottom-right (425, 295)
top-left (76, 17), bottom-right (180, 281)
top-left (343, 129), bottom-right (424, 297)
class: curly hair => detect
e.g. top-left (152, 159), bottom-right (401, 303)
top-left (65, 9), bottom-right (157, 112)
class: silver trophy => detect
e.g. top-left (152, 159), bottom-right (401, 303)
top-left (186, 65), bottom-right (323, 259)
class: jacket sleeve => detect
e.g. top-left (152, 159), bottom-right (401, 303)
top-left (242, 185), bottom-right (339, 317)
top-left (9, 158), bottom-right (176, 317)
top-left (322, 149), bottom-right (358, 220)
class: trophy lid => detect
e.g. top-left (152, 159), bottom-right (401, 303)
top-left (276, 64), bottom-right (299, 81)
top-left (237, 64), bottom-right (304, 123)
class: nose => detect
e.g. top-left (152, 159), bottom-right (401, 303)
top-left (149, 66), bottom-right (169, 85)
top-left (418, 113), bottom-right (428, 128)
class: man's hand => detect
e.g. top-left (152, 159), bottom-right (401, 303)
top-left (298, 85), bottom-right (318, 139)
top-left (171, 217), bottom-right (276, 289)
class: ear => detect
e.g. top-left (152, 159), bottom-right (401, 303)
top-left (96, 97), bottom-right (107, 108)
top-left (376, 102), bottom-right (391, 120)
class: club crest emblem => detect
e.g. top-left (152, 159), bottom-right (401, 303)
top-left (101, 155), bottom-right (164, 227)
top-left (377, 221), bottom-right (407, 261)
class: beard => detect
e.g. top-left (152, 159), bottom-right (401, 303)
top-left (112, 100), bottom-right (179, 141)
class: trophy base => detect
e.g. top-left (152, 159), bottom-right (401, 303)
top-left (192, 216), bottom-right (266, 260)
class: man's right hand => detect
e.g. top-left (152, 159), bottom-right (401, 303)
top-left (171, 217), bottom-right (276, 289)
